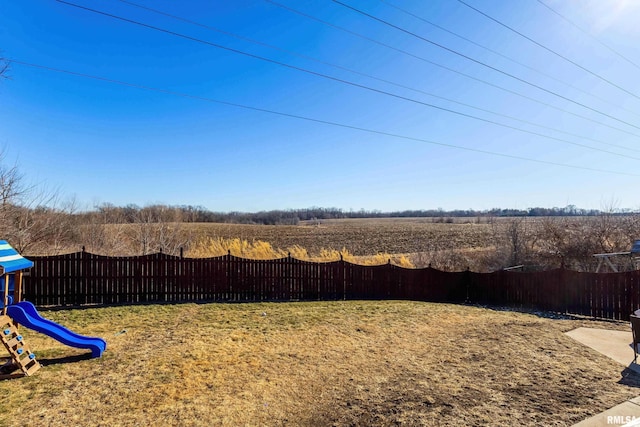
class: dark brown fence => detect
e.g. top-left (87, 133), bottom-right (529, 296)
top-left (21, 251), bottom-right (640, 321)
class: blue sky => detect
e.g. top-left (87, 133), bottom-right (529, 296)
top-left (1, 0), bottom-right (640, 212)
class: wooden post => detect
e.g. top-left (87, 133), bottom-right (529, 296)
top-left (14, 271), bottom-right (22, 304)
top-left (2, 274), bottom-right (8, 316)
top-left (13, 271), bottom-right (23, 330)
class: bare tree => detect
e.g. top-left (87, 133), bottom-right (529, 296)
top-left (0, 57), bottom-right (9, 80)
top-left (504, 217), bottom-right (529, 266)
top-left (78, 204), bottom-right (130, 255)
top-left (537, 216), bottom-right (571, 269)
top-left (7, 184), bottom-right (78, 254)
top-left (0, 146), bottom-right (77, 254)
top-left (621, 213), bottom-right (640, 246)
top-left (129, 205), bottom-right (191, 256)
top-left (485, 217), bottom-right (535, 269)
top-left (0, 151), bottom-right (28, 244)
top-left (0, 165), bottom-right (24, 206)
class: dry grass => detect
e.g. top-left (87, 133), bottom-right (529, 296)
top-left (186, 236), bottom-right (415, 267)
top-left (90, 217), bottom-right (549, 270)
top-left (180, 218), bottom-right (496, 270)
top-left (181, 218), bottom-right (496, 257)
top-left (0, 301), bottom-right (638, 426)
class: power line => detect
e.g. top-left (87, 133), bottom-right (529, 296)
top-left (380, 0), bottom-right (640, 121)
top-left (265, 0), bottom-right (640, 140)
top-left (456, 0), bottom-right (640, 100)
top-left (114, 0), bottom-right (640, 154)
top-left (52, 0), bottom-right (640, 159)
top-left (331, 0), bottom-right (640, 133)
top-left (535, 0), bottom-right (640, 72)
top-left (10, 59), bottom-right (640, 177)
top-left (116, 0), bottom-right (294, 55)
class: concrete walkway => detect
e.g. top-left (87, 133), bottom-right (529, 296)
top-left (567, 327), bottom-right (640, 426)
top-left (566, 328), bottom-right (640, 374)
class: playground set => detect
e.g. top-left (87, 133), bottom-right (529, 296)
top-left (0, 240), bottom-right (106, 379)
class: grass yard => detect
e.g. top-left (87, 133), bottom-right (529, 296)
top-left (0, 301), bottom-right (638, 426)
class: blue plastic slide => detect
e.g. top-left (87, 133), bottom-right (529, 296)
top-left (6, 301), bottom-right (106, 358)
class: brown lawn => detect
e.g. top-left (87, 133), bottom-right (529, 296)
top-left (0, 301), bottom-right (637, 426)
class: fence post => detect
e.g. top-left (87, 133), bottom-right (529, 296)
top-left (288, 253), bottom-right (294, 301)
top-left (465, 267), bottom-right (471, 303)
top-left (81, 248), bottom-right (88, 306)
top-left (227, 250), bottom-right (232, 301)
top-left (340, 253), bottom-right (346, 301)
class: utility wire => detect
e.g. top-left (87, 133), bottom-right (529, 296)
top-left (380, 0), bottom-right (640, 120)
top-left (116, 0), bottom-right (293, 54)
top-left (456, 0), bottom-right (640, 100)
top-left (535, 0), bottom-right (640, 72)
top-left (53, 0), bottom-right (640, 158)
top-left (266, 0), bottom-right (640, 140)
top-left (116, 0), bottom-right (640, 154)
top-left (331, 0), bottom-right (640, 133)
top-left (10, 59), bottom-right (640, 177)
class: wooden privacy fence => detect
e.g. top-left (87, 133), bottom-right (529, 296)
top-left (21, 251), bottom-right (640, 321)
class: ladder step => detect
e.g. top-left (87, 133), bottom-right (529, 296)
top-left (0, 315), bottom-right (40, 377)
top-left (21, 360), bottom-right (40, 376)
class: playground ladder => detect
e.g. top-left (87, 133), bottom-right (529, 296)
top-left (0, 315), bottom-right (40, 378)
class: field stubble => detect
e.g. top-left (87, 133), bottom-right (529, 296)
top-left (184, 218), bottom-right (496, 267)
top-left (0, 301), bottom-right (638, 426)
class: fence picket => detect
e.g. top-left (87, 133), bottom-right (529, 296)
top-left (18, 252), bottom-right (640, 320)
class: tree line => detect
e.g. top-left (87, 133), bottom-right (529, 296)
top-left (70, 204), bottom-right (627, 226)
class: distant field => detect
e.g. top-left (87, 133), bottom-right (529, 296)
top-left (185, 217), bottom-right (496, 257)
top-left (95, 216), bottom-right (623, 271)
top-left (0, 301), bottom-right (636, 426)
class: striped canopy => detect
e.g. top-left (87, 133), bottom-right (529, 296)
top-left (0, 241), bottom-right (33, 274)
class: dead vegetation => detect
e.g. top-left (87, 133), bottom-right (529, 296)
top-left (22, 215), bottom-right (640, 272)
top-left (186, 235), bottom-right (415, 267)
top-left (140, 215), bottom-right (640, 272)
top-left (0, 301), bottom-right (638, 426)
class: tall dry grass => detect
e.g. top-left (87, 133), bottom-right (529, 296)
top-left (186, 236), bottom-right (415, 268)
